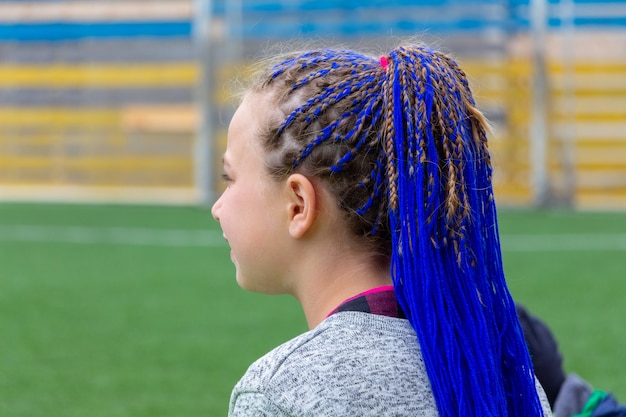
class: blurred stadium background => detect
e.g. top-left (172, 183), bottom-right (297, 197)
top-left (1, 1), bottom-right (625, 416)
top-left (0, 0), bottom-right (625, 208)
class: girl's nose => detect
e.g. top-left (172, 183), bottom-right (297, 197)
top-left (211, 196), bottom-right (222, 221)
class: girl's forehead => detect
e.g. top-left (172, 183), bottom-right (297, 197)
top-left (226, 94), bottom-right (268, 161)
top-left (235, 92), bottom-right (268, 124)
top-left (245, 89), bottom-right (279, 111)
top-left (238, 90), bottom-right (286, 133)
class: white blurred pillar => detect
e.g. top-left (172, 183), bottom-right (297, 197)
top-left (560, 0), bottom-right (576, 206)
top-left (530, 0), bottom-right (550, 206)
top-left (193, 0), bottom-right (214, 206)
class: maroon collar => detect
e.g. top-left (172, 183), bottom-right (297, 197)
top-left (327, 286), bottom-right (406, 319)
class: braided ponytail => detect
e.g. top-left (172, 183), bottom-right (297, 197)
top-left (382, 45), bottom-right (544, 416)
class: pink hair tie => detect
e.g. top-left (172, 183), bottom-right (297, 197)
top-left (380, 56), bottom-right (389, 70)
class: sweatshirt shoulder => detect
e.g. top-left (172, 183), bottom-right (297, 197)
top-left (231, 313), bottom-right (436, 416)
top-left (239, 312), bottom-right (417, 382)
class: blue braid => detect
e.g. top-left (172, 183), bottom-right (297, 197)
top-left (387, 47), bottom-right (544, 416)
top-left (270, 50), bottom-right (379, 81)
top-left (283, 63), bottom-right (382, 169)
top-left (331, 89), bottom-right (384, 172)
top-left (293, 110), bottom-right (356, 167)
top-left (279, 73), bottom-right (376, 137)
top-left (291, 86), bottom-right (373, 168)
top-left (356, 155), bottom-right (386, 217)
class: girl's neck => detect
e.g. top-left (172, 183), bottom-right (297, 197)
top-left (294, 254), bottom-right (392, 329)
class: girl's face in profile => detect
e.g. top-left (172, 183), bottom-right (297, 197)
top-left (211, 93), bottom-right (293, 294)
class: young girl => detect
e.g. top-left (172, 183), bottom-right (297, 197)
top-left (212, 44), bottom-right (552, 416)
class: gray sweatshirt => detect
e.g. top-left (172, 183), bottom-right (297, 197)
top-left (229, 311), bottom-right (552, 416)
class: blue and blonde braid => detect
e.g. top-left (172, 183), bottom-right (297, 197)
top-left (381, 45), bottom-right (544, 416)
top-left (251, 45), bottom-right (544, 416)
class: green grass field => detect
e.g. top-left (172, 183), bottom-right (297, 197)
top-left (1, 202), bottom-right (625, 417)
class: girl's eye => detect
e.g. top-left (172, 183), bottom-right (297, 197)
top-left (221, 173), bottom-right (232, 184)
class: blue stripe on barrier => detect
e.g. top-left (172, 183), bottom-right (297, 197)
top-left (240, 19), bottom-right (507, 38)
top-left (240, 0), bottom-right (457, 12)
top-left (513, 16), bottom-right (626, 28)
top-left (0, 22), bottom-right (191, 42)
top-left (566, 16), bottom-right (626, 27)
top-left (1, 5), bottom-right (623, 43)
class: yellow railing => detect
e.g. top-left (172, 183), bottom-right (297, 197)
top-left (0, 63), bottom-right (197, 88)
top-left (464, 58), bottom-right (626, 208)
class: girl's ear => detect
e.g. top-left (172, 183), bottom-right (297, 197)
top-left (284, 173), bottom-right (317, 239)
